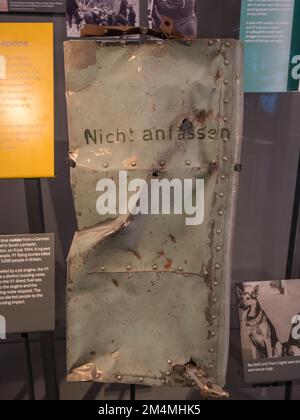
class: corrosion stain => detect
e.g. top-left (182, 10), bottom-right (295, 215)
top-left (157, 250), bottom-right (165, 259)
top-left (164, 258), bottom-right (172, 270)
top-left (129, 250), bottom-right (141, 260)
top-left (195, 109), bottom-right (214, 126)
top-left (112, 279), bottom-right (119, 288)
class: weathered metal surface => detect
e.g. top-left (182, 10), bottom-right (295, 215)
top-left (64, 39), bottom-right (243, 389)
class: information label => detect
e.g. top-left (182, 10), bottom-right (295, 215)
top-left (0, 23), bottom-right (54, 178)
top-left (0, 234), bottom-right (55, 334)
top-left (240, 0), bottom-right (298, 92)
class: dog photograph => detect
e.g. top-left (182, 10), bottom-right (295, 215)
top-left (66, 0), bottom-right (139, 38)
top-left (236, 280), bottom-right (300, 361)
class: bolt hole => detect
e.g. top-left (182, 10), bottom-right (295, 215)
top-left (152, 171), bottom-right (159, 177)
top-left (165, 20), bottom-right (170, 27)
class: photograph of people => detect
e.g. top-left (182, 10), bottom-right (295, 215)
top-left (66, 0), bottom-right (139, 37)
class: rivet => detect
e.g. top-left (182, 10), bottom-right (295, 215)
top-left (161, 379), bottom-right (166, 384)
top-left (220, 174), bottom-right (225, 180)
top-left (210, 330), bottom-right (216, 336)
top-left (153, 264), bottom-right (158, 270)
top-left (208, 40), bottom-right (214, 46)
top-left (103, 162), bottom-right (109, 168)
top-left (117, 375), bottom-right (123, 380)
top-left (131, 161), bottom-right (137, 167)
top-left (215, 263), bottom-right (220, 269)
top-left (218, 210), bottom-right (224, 216)
top-left (216, 246), bottom-right (222, 251)
top-left (185, 159), bottom-right (191, 166)
top-left (224, 98), bottom-right (229, 104)
top-left (100, 266), bottom-right (105, 271)
top-left (126, 265), bottom-right (132, 271)
top-left (209, 348), bottom-right (216, 353)
top-left (223, 79), bottom-right (229, 85)
top-left (223, 117), bottom-right (229, 123)
top-left (167, 359), bottom-right (172, 364)
top-left (203, 268), bottom-right (209, 276)
top-left (216, 229), bottom-right (222, 235)
top-left (219, 192), bottom-right (224, 197)
top-left (222, 137), bottom-right (229, 143)
top-left (139, 377), bottom-right (144, 382)
top-left (213, 281), bottom-right (219, 287)
top-left (178, 266), bottom-right (184, 272)
top-left (222, 156), bottom-right (228, 162)
top-left (160, 160), bottom-right (165, 167)
top-left (225, 41), bottom-right (230, 47)
top-left (166, 371), bottom-right (171, 376)
top-left (211, 314), bottom-right (216, 320)
top-left (224, 59), bottom-right (230, 65)
top-left (208, 363), bottom-right (215, 369)
top-left (212, 298), bottom-right (218, 304)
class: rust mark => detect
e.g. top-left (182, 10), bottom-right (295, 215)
top-left (112, 279), bottom-right (119, 288)
top-left (164, 258), bottom-right (172, 270)
top-left (157, 250), bottom-right (165, 259)
top-left (157, 249), bottom-right (173, 269)
top-left (204, 307), bottom-right (213, 326)
top-left (195, 109), bottom-right (214, 126)
top-left (129, 250), bottom-right (141, 260)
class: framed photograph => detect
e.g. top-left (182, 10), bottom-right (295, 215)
top-left (66, 0), bottom-right (140, 38)
top-left (236, 280), bottom-right (300, 383)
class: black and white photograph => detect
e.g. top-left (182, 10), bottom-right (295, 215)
top-left (147, 0), bottom-right (197, 38)
top-left (66, 0), bottom-right (139, 38)
top-left (236, 280), bottom-right (300, 383)
top-left (0, 0), bottom-right (8, 12)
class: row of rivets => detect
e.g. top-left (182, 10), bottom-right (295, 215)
top-left (208, 56), bottom-right (232, 362)
top-left (100, 265), bottom-right (194, 272)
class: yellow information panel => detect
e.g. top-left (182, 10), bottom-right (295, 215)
top-left (0, 23), bottom-right (54, 178)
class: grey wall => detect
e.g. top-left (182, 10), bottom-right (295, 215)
top-left (0, 0), bottom-right (299, 400)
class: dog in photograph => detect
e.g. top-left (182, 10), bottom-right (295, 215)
top-left (236, 284), bottom-right (282, 359)
top-left (283, 313), bottom-right (300, 357)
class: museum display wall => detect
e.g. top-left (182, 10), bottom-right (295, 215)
top-left (0, 0), bottom-right (299, 400)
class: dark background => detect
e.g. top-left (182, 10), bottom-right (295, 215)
top-left (0, 0), bottom-right (300, 399)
